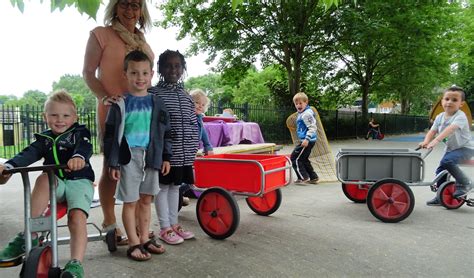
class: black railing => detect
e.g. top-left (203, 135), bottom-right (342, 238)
top-left (0, 104), bottom-right (430, 159)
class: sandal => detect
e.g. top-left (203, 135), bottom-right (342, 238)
top-left (126, 244), bottom-right (151, 261)
top-left (102, 223), bottom-right (129, 246)
top-left (143, 239), bottom-right (165, 254)
top-left (136, 227), bottom-right (155, 239)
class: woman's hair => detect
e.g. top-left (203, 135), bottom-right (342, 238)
top-left (157, 50), bottom-right (187, 78)
top-left (104, 0), bottom-right (152, 32)
top-left (190, 89), bottom-right (210, 112)
top-left (293, 92), bottom-right (309, 103)
top-left (44, 89), bottom-right (77, 114)
top-left (444, 85), bottom-right (466, 101)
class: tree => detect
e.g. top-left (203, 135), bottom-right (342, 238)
top-left (158, 0), bottom-right (335, 97)
top-left (52, 74), bottom-right (96, 111)
top-left (10, 0), bottom-right (344, 20)
top-left (322, 0), bottom-right (459, 118)
top-left (5, 90), bottom-right (47, 107)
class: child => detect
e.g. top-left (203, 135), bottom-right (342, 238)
top-left (420, 86), bottom-right (474, 206)
top-left (365, 118), bottom-right (380, 140)
top-left (190, 89), bottom-right (214, 156)
top-left (149, 50), bottom-right (197, 244)
top-left (103, 50), bottom-right (171, 261)
top-left (179, 89), bottom-right (214, 205)
top-left (221, 108), bottom-right (235, 118)
top-left (291, 92), bottom-right (319, 185)
top-left (0, 90), bottom-right (95, 277)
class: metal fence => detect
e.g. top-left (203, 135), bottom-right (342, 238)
top-left (0, 104), bottom-right (430, 159)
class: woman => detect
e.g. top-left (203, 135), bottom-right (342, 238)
top-left (82, 0), bottom-right (154, 243)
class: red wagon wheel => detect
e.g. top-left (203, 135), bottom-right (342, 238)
top-left (341, 182), bottom-right (369, 203)
top-left (20, 245), bottom-right (59, 278)
top-left (196, 187), bottom-right (240, 239)
top-left (246, 188), bottom-right (282, 216)
top-left (367, 179), bottom-right (414, 223)
top-left (439, 181), bottom-right (465, 209)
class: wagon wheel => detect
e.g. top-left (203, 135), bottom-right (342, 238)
top-left (105, 229), bottom-right (117, 252)
top-left (246, 188), bottom-right (282, 216)
top-left (367, 179), bottom-right (414, 223)
top-left (341, 182), bottom-right (369, 203)
top-left (20, 245), bottom-right (59, 278)
top-left (196, 187), bottom-right (240, 239)
top-left (438, 181), bottom-right (465, 209)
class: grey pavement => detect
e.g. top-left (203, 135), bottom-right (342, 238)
top-left (1, 133), bottom-right (473, 277)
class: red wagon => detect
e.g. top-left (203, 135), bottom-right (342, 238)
top-left (193, 154), bottom-right (292, 239)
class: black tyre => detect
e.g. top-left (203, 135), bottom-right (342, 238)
top-left (367, 179), bottom-right (414, 223)
top-left (438, 181), bottom-right (465, 209)
top-left (21, 245), bottom-right (53, 278)
top-left (196, 187), bottom-right (240, 239)
top-left (246, 189), bottom-right (282, 216)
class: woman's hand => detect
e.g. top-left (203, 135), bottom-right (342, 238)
top-left (101, 95), bottom-right (124, 106)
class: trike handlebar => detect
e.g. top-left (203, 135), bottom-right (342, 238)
top-left (2, 164), bottom-right (69, 175)
top-left (415, 146), bottom-right (433, 160)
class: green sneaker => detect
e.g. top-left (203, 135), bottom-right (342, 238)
top-left (61, 259), bottom-right (84, 278)
top-left (0, 233), bottom-right (38, 264)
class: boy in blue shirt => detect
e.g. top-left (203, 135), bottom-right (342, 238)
top-left (103, 50), bottom-right (172, 261)
top-left (291, 92), bottom-right (319, 184)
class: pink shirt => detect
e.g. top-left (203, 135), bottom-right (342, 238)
top-left (91, 26), bottom-right (155, 97)
top-left (91, 26), bottom-right (155, 143)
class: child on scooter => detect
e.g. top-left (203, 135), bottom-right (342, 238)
top-left (420, 86), bottom-right (474, 206)
top-left (0, 90), bottom-right (95, 277)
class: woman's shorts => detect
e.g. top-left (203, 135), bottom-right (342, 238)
top-left (56, 178), bottom-right (94, 217)
top-left (159, 165), bottom-right (194, 186)
top-left (117, 148), bottom-right (160, 203)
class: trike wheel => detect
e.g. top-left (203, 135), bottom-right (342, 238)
top-left (342, 182), bottom-right (369, 203)
top-left (105, 229), bottom-right (117, 252)
top-left (196, 187), bottom-right (240, 240)
top-left (246, 189), bottom-right (282, 216)
top-left (367, 179), bottom-right (414, 223)
top-left (438, 181), bottom-right (465, 209)
top-left (21, 245), bottom-right (56, 278)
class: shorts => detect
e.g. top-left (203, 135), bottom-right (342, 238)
top-left (159, 165), bottom-right (194, 186)
top-left (117, 148), bottom-right (160, 203)
top-left (56, 178), bottom-right (94, 217)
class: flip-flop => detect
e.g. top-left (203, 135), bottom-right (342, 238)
top-left (126, 244), bottom-right (151, 261)
top-left (143, 239), bottom-right (165, 254)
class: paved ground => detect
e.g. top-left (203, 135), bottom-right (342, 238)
top-left (1, 133), bottom-right (473, 277)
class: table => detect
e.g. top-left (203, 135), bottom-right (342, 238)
top-left (202, 120), bottom-right (265, 148)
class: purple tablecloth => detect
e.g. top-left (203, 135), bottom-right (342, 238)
top-left (201, 121), bottom-right (265, 148)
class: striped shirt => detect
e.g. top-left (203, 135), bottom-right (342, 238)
top-left (148, 81), bottom-right (199, 166)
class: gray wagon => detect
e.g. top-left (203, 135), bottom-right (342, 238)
top-left (336, 148), bottom-right (427, 222)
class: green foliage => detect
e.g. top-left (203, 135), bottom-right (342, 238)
top-left (10, 0), bottom-right (99, 19)
top-left (52, 74), bottom-right (96, 111)
top-left (5, 90), bottom-right (47, 107)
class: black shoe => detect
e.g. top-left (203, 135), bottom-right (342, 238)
top-left (426, 197), bottom-right (440, 206)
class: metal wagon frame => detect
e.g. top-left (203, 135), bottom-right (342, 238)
top-left (336, 148), bottom-right (473, 223)
top-left (191, 153), bottom-right (292, 239)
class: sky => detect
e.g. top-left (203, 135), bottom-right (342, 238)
top-left (0, 1), bottom-right (211, 97)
